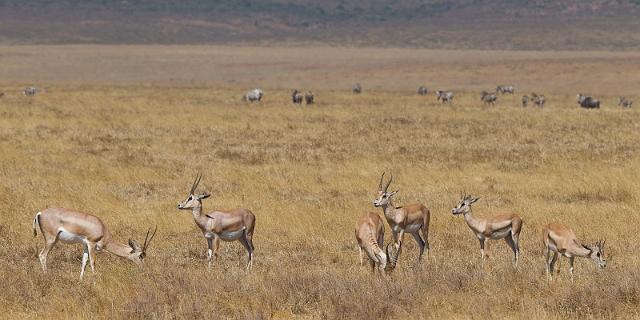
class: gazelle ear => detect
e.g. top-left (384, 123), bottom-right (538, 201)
top-left (200, 192), bottom-right (211, 199)
top-left (470, 197), bottom-right (480, 203)
top-left (128, 239), bottom-right (141, 253)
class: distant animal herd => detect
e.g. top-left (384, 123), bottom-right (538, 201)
top-left (0, 85), bottom-right (632, 110)
top-left (239, 84), bottom-right (633, 109)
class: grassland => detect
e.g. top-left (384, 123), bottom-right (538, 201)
top-left (0, 46), bottom-right (639, 319)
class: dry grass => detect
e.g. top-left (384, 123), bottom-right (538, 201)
top-left (0, 47), bottom-right (639, 319)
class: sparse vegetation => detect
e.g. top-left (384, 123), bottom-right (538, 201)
top-left (0, 46), bottom-right (639, 318)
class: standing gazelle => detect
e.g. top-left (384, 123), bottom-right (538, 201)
top-left (355, 212), bottom-right (400, 273)
top-left (32, 208), bottom-right (157, 279)
top-left (373, 172), bottom-right (430, 262)
top-left (176, 174), bottom-right (256, 269)
top-left (451, 193), bottom-right (522, 267)
top-left (543, 223), bottom-right (606, 281)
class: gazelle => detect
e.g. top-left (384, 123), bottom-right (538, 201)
top-left (543, 223), bottom-right (606, 281)
top-left (355, 212), bottom-right (400, 273)
top-left (176, 174), bottom-right (256, 269)
top-left (32, 208), bottom-right (156, 279)
top-left (373, 172), bottom-right (430, 261)
top-left (451, 193), bottom-right (522, 267)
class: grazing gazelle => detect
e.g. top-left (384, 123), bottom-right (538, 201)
top-left (451, 193), bottom-right (523, 267)
top-left (355, 212), bottom-right (401, 273)
top-left (543, 223), bottom-right (606, 281)
top-left (32, 208), bottom-right (157, 279)
top-left (373, 172), bottom-right (430, 262)
top-left (176, 174), bottom-right (256, 269)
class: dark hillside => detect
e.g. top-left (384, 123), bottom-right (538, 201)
top-left (1, 0), bottom-right (639, 49)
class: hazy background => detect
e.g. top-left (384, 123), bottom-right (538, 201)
top-left (1, 0), bottom-right (640, 50)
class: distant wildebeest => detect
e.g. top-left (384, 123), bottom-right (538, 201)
top-left (292, 90), bottom-right (303, 104)
top-left (496, 85), bottom-right (515, 94)
top-left (0, 92), bottom-right (4, 98)
top-left (305, 91), bottom-right (314, 105)
top-left (481, 91), bottom-right (497, 106)
top-left (577, 93), bottom-right (600, 109)
top-left (436, 90), bottom-right (454, 104)
top-left (417, 86), bottom-right (428, 96)
top-left (521, 95), bottom-right (529, 107)
top-left (352, 83), bottom-right (362, 94)
top-left (533, 94), bottom-right (546, 108)
top-left (618, 97), bottom-right (633, 108)
top-left (243, 88), bottom-right (263, 103)
top-left (23, 86), bottom-right (38, 97)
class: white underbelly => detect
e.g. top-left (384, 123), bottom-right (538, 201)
top-left (405, 224), bottom-right (422, 233)
top-left (490, 228), bottom-right (512, 239)
top-left (58, 228), bottom-right (86, 244)
top-left (206, 228), bottom-right (246, 241)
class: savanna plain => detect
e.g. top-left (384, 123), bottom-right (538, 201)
top-left (0, 46), bottom-right (639, 319)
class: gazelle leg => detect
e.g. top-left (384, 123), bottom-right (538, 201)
top-left (512, 234), bottom-right (520, 267)
top-left (80, 242), bottom-right (89, 280)
top-left (39, 232), bottom-right (60, 273)
top-left (421, 227), bottom-right (431, 261)
top-left (238, 233), bottom-right (254, 270)
top-left (392, 230), bottom-right (399, 245)
top-left (569, 257), bottom-right (575, 282)
top-left (545, 247), bottom-right (552, 277)
top-left (504, 235), bottom-right (518, 268)
top-left (245, 232), bottom-right (255, 269)
top-left (397, 229), bottom-right (406, 247)
top-left (412, 232), bottom-right (426, 262)
top-left (549, 252), bottom-right (559, 279)
top-left (358, 245), bottom-right (364, 265)
top-left (479, 238), bottom-right (486, 266)
top-left (207, 237), bottom-right (221, 269)
top-left (87, 241), bottom-right (97, 273)
top-left (556, 255), bottom-right (562, 275)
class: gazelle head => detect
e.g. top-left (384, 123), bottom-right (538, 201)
top-left (373, 172), bottom-right (398, 207)
top-left (127, 226), bottom-right (158, 266)
top-left (384, 242), bottom-right (401, 274)
top-left (587, 240), bottom-right (607, 269)
top-left (177, 174), bottom-right (211, 210)
top-left (452, 192), bottom-right (480, 215)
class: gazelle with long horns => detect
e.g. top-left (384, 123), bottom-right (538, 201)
top-left (373, 172), bottom-right (430, 262)
top-left (543, 223), bottom-right (606, 281)
top-left (355, 212), bottom-right (401, 273)
top-left (32, 208), bottom-right (156, 279)
top-left (176, 174), bottom-right (256, 269)
top-left (451, 193), bottom-right (522, 267)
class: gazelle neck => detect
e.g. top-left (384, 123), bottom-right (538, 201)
top-left (574, 244), bottom-right (593, 257)
top-left (103, 239), bottom-right (132, 259)
top-left (191, 205), bottom-right (203, 220)
top-left (380, 199), bottom-right (396, 218)
top-left (462, 209), bottom-right (482, 232)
